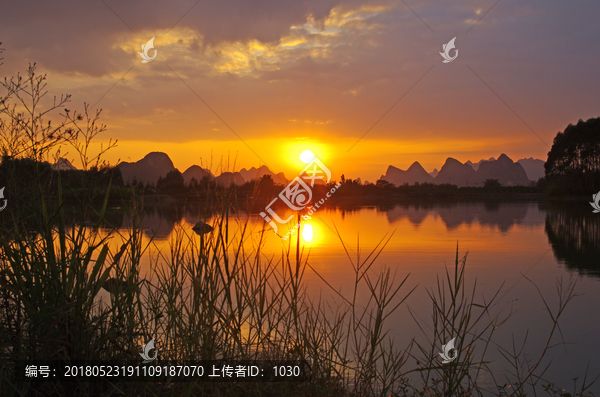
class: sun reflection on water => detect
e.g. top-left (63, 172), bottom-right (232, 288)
top-left (302, 223), bottom-right (314, 242)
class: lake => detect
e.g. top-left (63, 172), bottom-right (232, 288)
top-left (99, 199), bottom-right (600, 392)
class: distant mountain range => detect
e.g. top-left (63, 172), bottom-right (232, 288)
top-left (51, 158), bottom-right (77, 171)
top-left (118, 152), bottom-right (176, 185)
top-left (384, 162), bottom-right (434, 185)
top-left (182, 165), bottom-right (214, 185)
top-left (463, 157), bottom-right (545, 180)
top-left (381, 154), bottom-right (545, 187)
top-left (239, 166), bottom-right (288, 185)
top-left (114, 152), bottom-right (289, 187)
top-left (52, 152), bottom-right (545, 188)
top-left (516, 158), bottom-right (546, 181)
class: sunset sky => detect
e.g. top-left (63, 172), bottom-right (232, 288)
top-left (1, 0), bottom-right (599, 182)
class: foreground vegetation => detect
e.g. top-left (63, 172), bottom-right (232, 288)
top-left (1, 196), bottom-right (596, 396)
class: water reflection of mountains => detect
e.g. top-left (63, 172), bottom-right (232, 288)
top-left (380, 202), bottom-right (536, 232)
top-left (97, 204), bottom-right (218, 240)
top-left (376, 201), bottom-right (600, 278)
top-left (91, 201), bottom-right (600, 278)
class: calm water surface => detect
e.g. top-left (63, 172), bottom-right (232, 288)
top-left (102, 200), bottom-right (600, 391)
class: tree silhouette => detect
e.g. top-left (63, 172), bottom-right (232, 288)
top-left (483, 179), bottom-right (501, 189)
top-left (256, 174), bottom-right (275, 197)
top-left (545, 117), bottom-right (600, 194)
top-left (156, 169), bottom-right (185, 193)
top-left (375, 179), bottom-right (394, 192)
